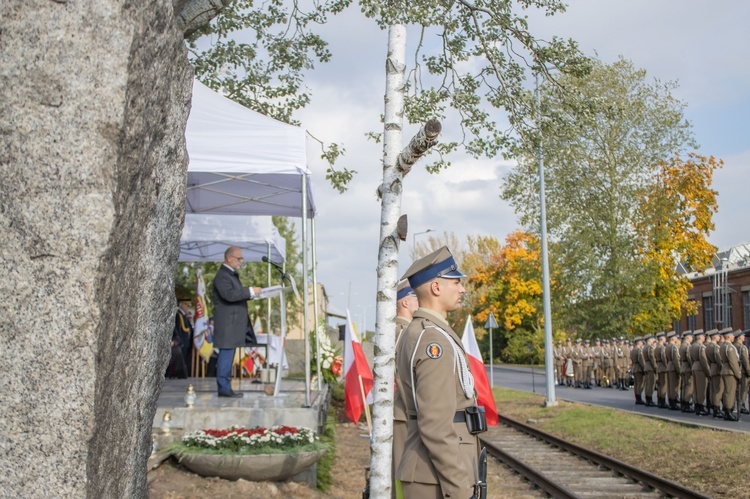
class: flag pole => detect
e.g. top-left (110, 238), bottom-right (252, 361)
top-left (359, 374), bottom-right (373, 436)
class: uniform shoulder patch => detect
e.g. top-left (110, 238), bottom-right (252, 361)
top-left (426, 342), bottom-right (443, 359)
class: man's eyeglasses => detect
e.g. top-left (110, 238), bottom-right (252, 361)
top-left (231, 255), bottom-right (244, 262)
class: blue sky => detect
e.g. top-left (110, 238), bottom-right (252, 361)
top-left (293, 1), bottom-right (750, 330)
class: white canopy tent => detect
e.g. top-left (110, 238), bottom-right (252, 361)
top-left (185, 80), bottom-right (321, 404)
top-left (179, 214), bottom-right (286, 264)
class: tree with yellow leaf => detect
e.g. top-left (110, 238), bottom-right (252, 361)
top-left (633, 153), bottom-right (721, 331)
top-left (470, 230), bottom-right (546, 363)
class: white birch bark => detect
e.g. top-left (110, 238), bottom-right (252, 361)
top-left (369, 24), bottom-right (407, 498)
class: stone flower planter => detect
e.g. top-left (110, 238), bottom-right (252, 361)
top-left (178, 449), bottom-right (327, 481)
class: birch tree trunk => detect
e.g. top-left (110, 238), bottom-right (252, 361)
top-left (369, 24), bottom-right (407, 498)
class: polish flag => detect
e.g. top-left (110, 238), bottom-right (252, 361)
top-left (344, 309), bottom-right (373, 424)
top-left (461, 316), bottom-right (499, 426)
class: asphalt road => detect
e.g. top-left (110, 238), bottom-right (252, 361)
top-left (490, 365), bottom-right (750, 433)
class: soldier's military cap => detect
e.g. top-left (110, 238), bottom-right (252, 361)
top-left (666, 331), bottom-right (676, 339)
top-left (402, 246), bottom-right (466, 289)
top-left (584, 339), bottom-right (590, 344)
top-left (596, 338), bottom-right (601, 342)
top-left (707, 328), bottom-right (719, 337)
top-left (575, 338), bottom-right (582, 344)
top-left (656, 331), bottom-right (665, 338)
top-left (625, 340), bottom-right (631, 345)
top-left (566, 338), bottom-right (572, 342)
top-left (720, 327), bottom-right (734, 337)
top-left (634, 336), bottom-right (643, 343)
top-left (735, 329), bottom-right (746, 338)
top-left (644, 334), bottom-right (653, 341)
top-left (603, 339), bottom-right (609, 344)
top-left (682, 330), bottom-right (693, 338)
top-left (397, 279), bottom-right (416, 300)
top-left (619, 336), bottom-right (625, 341)
top-left (743, 328), bottom-right (750, 336)
top-left (693, 329), bottom-right (705, 337)
top-left (556, 340), bottom-right (562, 345)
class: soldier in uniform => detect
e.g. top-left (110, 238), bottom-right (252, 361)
top-left (553, 341), bottom-right (565, 386)
top-left (562, 338), bottom-right (574, 387)
top-left (665, 331), bottom-right (681, 410)
top-left (601, 339), bottom-right (613, 388)
top-left (572, 339), bottom-right (583, 388)
top-left (679, 331), bottom-right (694, 412)
top-left (735, 329), bottom-right (750, 414)
top-left (706, 329), bottom-right (724, 417)
top-left (630, 337), bottom-right (645, 404)
top-left (396, 247), bottom-right (483, 498)
top-left (719, 328), bottom-right (741, 421)
top-left (643, 334), bottom-right (657, 406)
top-left (614, 338), bottom-right (627, 390)
top-left (592, 338), bottom-right (602, 387)
top-left (654, 332), bottom-right (668, 408)
top-left (582, 339), bottom-right (593, 389)
top-left (690, 330), bottom-right (710, 416)
top-left (393, 279), bottom-right (418, 497)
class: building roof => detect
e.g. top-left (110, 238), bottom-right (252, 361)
top-left (683, 242), bottom-right (750, 279)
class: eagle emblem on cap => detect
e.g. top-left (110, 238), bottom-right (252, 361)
top-left (426, 342), bottom-right (443, 359)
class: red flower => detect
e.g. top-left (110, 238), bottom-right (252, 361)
top-left (331, 357), bottom-right (343, 376)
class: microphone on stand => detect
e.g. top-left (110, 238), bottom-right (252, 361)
top-left (261, 255), bottom-right (284, 272)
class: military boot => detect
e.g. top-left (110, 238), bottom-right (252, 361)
top-left (635, 395), bottom-right (645, 405)
top-left (699, 404), bottom-right (710, 416)
top-left (646, 397), bottom-right (656, 407)
top-left (724, 408), bottom-right (739, 421)
top-left (713, 406), bottom-right (723, 418)
top-left (669, 399), bottom-right (680, 410)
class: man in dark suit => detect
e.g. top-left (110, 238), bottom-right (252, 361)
top-left (212, 246), bottom-right (261, 398)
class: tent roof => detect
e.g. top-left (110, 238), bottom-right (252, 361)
top-left (186, 80), bottom-right (315, 218)
top-left (179, 214), bottom-right (286, 263)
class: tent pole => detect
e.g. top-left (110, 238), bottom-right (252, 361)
top-left (267, 243), bottom-right (272, 338)
top-left (302, 174), bottom-right (311, 406)
top-left (311, 218), bottom-right (322, 391)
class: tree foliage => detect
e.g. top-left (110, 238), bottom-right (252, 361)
top-left (502, 57), bottom-right (719, 338)
top-left (186, 0), bottom-right (354, 191)
top-left (361, 0), bottom-right (590, 173)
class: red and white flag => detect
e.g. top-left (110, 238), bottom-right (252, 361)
top-left (461, 316), bottom-right (499, 426)
top-left (343, 309), bottom-right (373, 424)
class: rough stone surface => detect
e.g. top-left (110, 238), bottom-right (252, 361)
top-left (0, 1), bottom-right (192, 497)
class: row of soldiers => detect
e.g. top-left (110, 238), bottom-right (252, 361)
top-left (553, 337), bottom-right (633, 390)
top-left (629, 327), bottom-right (750, 421)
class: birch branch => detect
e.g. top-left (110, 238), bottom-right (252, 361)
top-left (397, 119), bottom-right (442, 175)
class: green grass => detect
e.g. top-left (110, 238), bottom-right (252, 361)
top-left (493, 387), bottom-right (750, 497)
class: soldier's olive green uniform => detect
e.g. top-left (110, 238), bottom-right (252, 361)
top-left (707, 335), bottom-right (724, 414)
top-left (396, 308), bottom-right (479, 498)
top-left (615, 342), bottom-right (627, 390)
top-left (666, 340), bottom-right (681, 409)
top-left (592, 343), bottom-right (602, 386)
top-left (570, 340), bottom-right (583, 388)
top-left (690, 333), bottom-right (710, 415)
top-left (655, 340), bottom-right (668, 407)
top-left (553, 344), bottom-right (565, 386)
top-left (601, 342), bottom-right (613, 387)
top-left (393, 315), bottom-right (411, 496)
top-left (679, 336), bottom-right (694, 411)
top-left (736, 336), bottom-right (750, 414)
top-left (630, 342), bottom-right (645, 404)
top-left (719, 338), bottom-right (741, 419)
top-left (643, 340), bottom-right (656, 405)
top-left (582, 343), bottom-right (593, 388)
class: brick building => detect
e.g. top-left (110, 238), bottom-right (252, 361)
top-left (677, 243), bottom-right (750, 333)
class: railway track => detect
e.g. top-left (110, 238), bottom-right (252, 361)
top-left (480, 416), bottom-right (711, 498)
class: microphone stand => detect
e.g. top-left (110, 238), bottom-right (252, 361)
top-left (265, 261), bottom-right (291, 397)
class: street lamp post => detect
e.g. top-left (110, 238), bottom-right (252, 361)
top-left (536, 72), bottom-right (556, 407)
top-left (412, 229), bottom-right (434, 256)
top-left (484, 312), bottom-right (498, 388)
